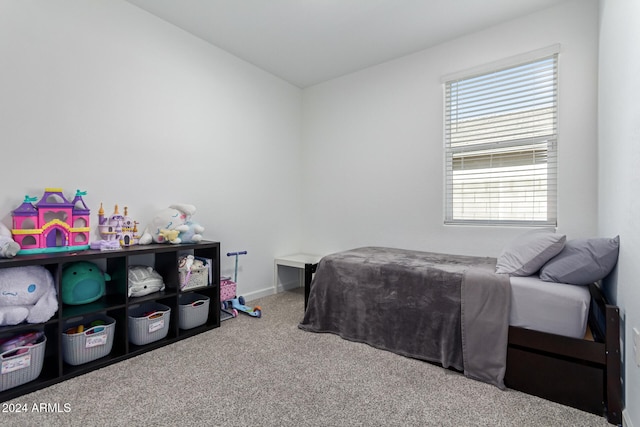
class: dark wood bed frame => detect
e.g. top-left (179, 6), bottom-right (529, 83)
top-left (504, 283), bottom-right (622, 425)
top-left (305, 276), bottom-right (622, 425)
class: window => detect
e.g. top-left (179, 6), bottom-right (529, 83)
top-left (444, 53), bottom-right (558, 226)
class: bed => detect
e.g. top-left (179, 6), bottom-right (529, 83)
top-left (299, 233), bottom-right (622, 425)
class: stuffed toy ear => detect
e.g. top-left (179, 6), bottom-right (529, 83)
top-left (0, 307), bottom-right (30, 326)
top-left (0, 223), bottom-right (20, 258)
top-left (0, 236), bottom-right (20, 258)
top-left (169, 204), bottom-right (197, 216)
top-left (26, 269), bottom-right (58, 324)
top-left (139, 230), bottom-right (153, 245)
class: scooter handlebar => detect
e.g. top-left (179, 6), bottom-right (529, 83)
top-left (227, 251), bottom-right (247, 256)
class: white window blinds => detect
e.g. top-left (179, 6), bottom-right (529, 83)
top-left (444, 54), bottom-right (558, 226)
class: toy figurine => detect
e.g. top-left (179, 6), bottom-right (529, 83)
top-left (92, 203), bottom-right (140, 250)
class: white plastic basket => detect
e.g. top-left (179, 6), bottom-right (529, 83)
top-left (0, 336), bottom-right (46, 391)
top-left (178, 293), bottom-right (210, 330)
top-left (179, 268), bottom-right (207, 290)
top-left (62, 315), bottom-right (115, 366)
top-left (128, 303), bottom-right (171, 345)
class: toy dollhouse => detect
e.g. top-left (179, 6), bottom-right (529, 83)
top-left (95, 203), bottom-right (140, 248)
top-left (11, 188), bottom-right (91, 254)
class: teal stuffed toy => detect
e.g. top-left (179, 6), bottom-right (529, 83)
top-left (0, 266), bottom-right (58, 325)
top-left (61, 261), bottom-right (109, 305)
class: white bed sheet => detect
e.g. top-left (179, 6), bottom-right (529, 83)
top-left (509, 275), bottom-right (590, 339)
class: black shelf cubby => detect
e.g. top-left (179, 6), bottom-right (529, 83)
top-left (0, 241), bottom-right (220, 402)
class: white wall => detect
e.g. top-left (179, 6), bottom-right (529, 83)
top-left (598, 0), bottom-right (640, 425)
top-left (1, 0), bottom-right (634, 420)
top-left (0, 0), bottom-right (302, 297)
top-left (301, 0), bottom-right (600, 257)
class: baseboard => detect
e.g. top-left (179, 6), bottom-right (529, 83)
top-left (623, 408), bottom-right (634, 427)
top-left (242, 286), bottom-right (278, 301)
top-left (275, 283), bottom-right (304, 293)
top-left (244, 284), bottom-right (303, 301)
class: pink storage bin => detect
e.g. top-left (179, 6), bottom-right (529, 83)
top-left (220, 277), bottom-right (236, 302)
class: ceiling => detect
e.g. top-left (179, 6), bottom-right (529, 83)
top-left (125, 0), bottom-right (570, 88)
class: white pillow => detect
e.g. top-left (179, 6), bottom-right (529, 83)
top-left (495, 229), bottom-right (566, 276)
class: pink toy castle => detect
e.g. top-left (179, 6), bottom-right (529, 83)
top-left (95, 203), bottom-right (140, 247)
top-left (11, 188), bottom-right (91, 254)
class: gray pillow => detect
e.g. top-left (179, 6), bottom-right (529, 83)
top-left (539, 236), bottom-right (620, 285)
top-left (495, 229), bottom-right (566, 276)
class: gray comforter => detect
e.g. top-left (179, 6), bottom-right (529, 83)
top-left (298, 247), bottom-right (511, 389)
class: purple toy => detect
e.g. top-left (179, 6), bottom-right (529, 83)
top-left (92, 203), bottom-right (140, 250)
top-left (11, 188), bottom-right (91, 255)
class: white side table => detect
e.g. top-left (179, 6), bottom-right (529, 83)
top-left (274, 253), bottom-right (322, 308)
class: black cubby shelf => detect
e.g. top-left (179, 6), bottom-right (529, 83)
top-left (0, 241), bottom-right (220, 402)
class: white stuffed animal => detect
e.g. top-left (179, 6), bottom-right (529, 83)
top-left (0, 266), bottom-right (58, 325)
top-left (177, 204), bottom-right (204, 243)
top-left (0, 222), bottom-right (20, 258)
top-left (139, 204), bottom-right (203, 245)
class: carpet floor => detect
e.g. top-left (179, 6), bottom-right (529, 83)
top-left (2, 288), bottom-right (612, 426)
